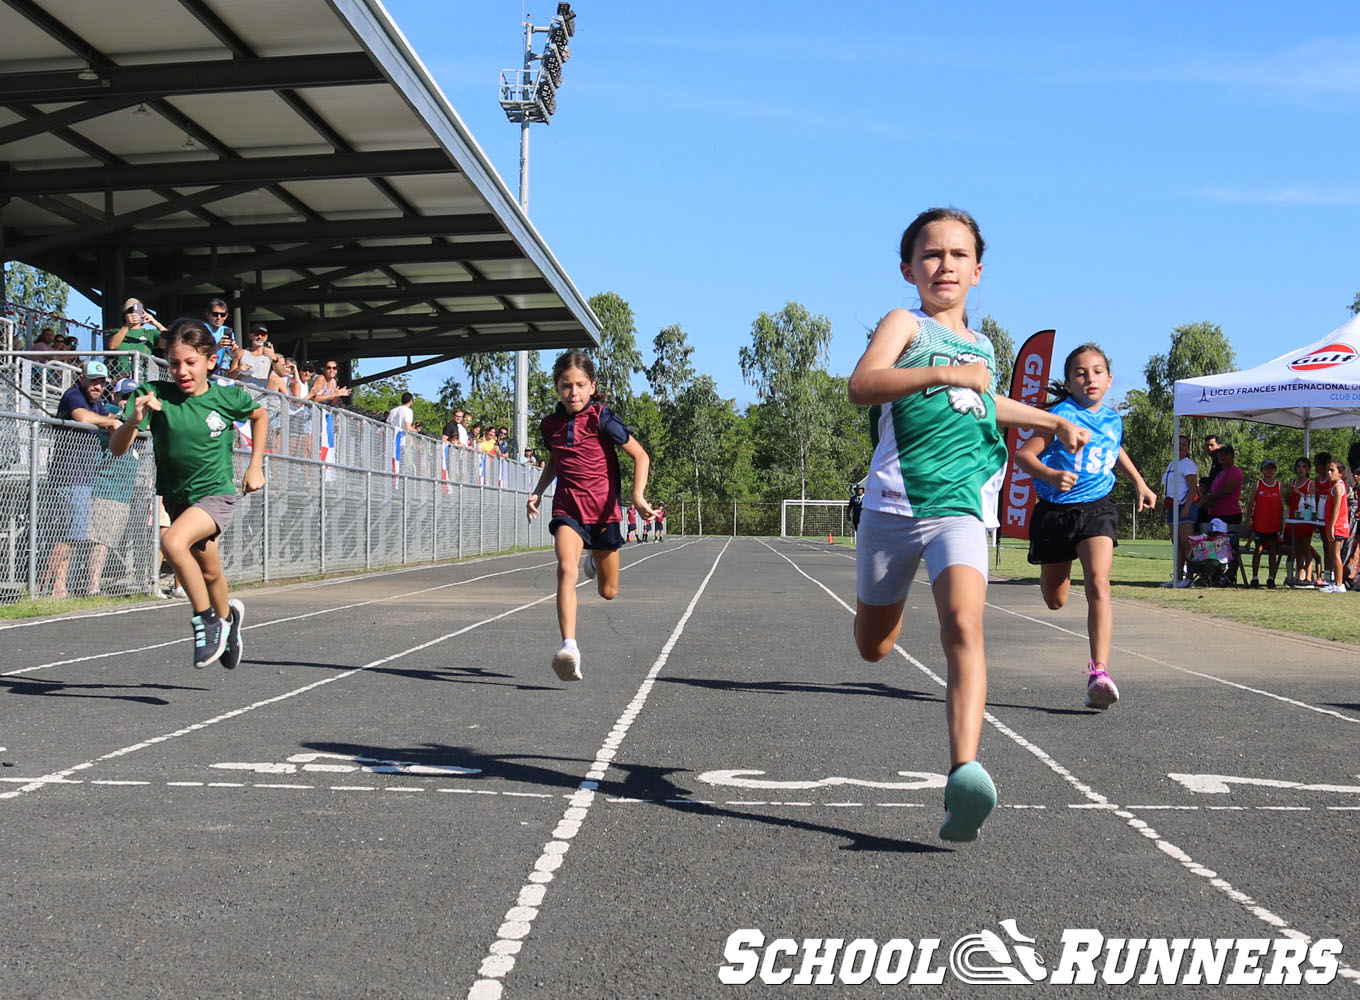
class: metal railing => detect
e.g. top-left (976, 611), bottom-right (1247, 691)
top-left (0, 355), bottom-right (554, 605)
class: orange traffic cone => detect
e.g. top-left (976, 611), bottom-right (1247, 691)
top-left (827, 532), bottom-right (834, 544)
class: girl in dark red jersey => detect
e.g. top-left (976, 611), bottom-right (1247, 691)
top-left (527, 352), bottom-right (656, 681)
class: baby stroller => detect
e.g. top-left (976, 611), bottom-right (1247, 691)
top-left (1186, 521), bottom-right (1242, 588)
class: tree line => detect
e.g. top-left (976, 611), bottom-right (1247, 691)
top-left (9, 263), bottom-right (1359, 534)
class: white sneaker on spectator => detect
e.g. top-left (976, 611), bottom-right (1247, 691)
top-left (171, 584), bottom-right (186, 599)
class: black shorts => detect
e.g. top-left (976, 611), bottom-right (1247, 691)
top-left (1027, 495), bottom-right (1119, 565)
top-left (549, 515), bottom-right (623, 551)
top-left (1253, 530), bottom-right (1280, 546)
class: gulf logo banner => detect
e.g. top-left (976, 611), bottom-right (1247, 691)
top-left (998, 329), bottom-right (1055, 540)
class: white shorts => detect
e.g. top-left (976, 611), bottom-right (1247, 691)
top-left (855, 509), bottom-right (989, 606)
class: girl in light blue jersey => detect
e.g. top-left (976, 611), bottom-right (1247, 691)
top-left (1015, 344), bottom-right (1156, 710)
top-left (848, 208), bottom-right (1088, 844)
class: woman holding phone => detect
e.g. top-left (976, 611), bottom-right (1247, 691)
top-left (105, 296), bottom-right (167, 380)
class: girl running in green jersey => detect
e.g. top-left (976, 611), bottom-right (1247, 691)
top-left (110, 319), bottom-right (266, 669)
top-left (848, 208), bottom-right (1088, 843)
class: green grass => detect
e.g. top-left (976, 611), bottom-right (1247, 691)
top-left (990, 538), bottom-right (1356, 644)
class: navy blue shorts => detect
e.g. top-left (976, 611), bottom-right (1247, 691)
top-left (550, 515), bottom-right (623, 551)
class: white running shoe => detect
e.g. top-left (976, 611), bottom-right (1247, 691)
top-left (580, 551), bottom-right (596, 581)
top-left (551, 642), bottom-right (582, 682)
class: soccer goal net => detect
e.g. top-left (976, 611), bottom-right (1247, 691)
top-left (781, 499), bottom-right (850, 539)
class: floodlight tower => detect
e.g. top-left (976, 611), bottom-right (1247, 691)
top-left (499, 3), bottom-right (576, 462)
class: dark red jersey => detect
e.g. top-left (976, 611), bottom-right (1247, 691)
top-left (540, 401), bottom-right (632, 524)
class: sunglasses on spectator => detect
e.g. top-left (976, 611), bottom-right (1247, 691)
top-left (210, 311), bottom-right (228, 318)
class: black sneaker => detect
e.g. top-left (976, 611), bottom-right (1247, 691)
top-left (220, 599), bottom-right (245, 670)
top-left (191, 610), bottom-right (227, 668)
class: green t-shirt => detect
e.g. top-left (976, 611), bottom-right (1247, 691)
top-left (123, 380), bottom-right (257, 505)
top-left (107, 325), bottom-right (159, 379)
top-left (862, 312), bottom-right (1008, 524)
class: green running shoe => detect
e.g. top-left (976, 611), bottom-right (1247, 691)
top-left (939, 761), bottom-right (997, 843)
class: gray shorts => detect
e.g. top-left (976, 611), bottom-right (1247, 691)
top-left (165, 494), bottom-right (237, 543)
top-left (855, 508), bottom-right (989, 606)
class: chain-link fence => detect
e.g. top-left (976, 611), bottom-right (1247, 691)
top-left (0, 354), bottom-right (554, 605)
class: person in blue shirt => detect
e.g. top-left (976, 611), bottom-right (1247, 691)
top-left (1015, 344), bottom-right (1156, 711)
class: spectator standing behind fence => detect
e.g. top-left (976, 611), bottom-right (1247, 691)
top-left (849, 485), bottom-right (865, 540)
top-left (625, 504), bottom-right (637, 543)
top-left (40, 361), bottom-right (121, 598)
top-left (204, 298), bottom-right (235, 378)
top-left (309, 360), bottom-right (349, 405)
top-left (228, 323), bottom-right (283, 390)
top-left (526, 351), bottom-right (656, 683)
top-left (442, 408), bottom-right (469, 448)
top-left (1161, 434), bottom-right (1198, 588)
top-left (105, 297), bottom-right (167, 380)
top-left (110, 320), bottom-right (266, 669)
top-left (654, 504), bottom-right (665, 541)
top-left (84, 379), bottom-right (147, 596)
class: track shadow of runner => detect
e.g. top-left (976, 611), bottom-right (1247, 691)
top-left (986, 700), bottom-right (1096, 717)
top-left (0, 676), bottom-right (201, 705)
top-left (298, 742), bottom-right (947, 854)
top-left (661, 677), bottom-right (942, 704)
top-left (251, 660), bottom-right (557, 691)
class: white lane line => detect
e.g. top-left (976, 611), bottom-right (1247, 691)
top-left (465, 538), bottom-right (732, 1000)
top-left (2, 539), bottom-right (699, 678)
top-left (760, 538), bottom-right (1360, 982)
top-left (0, 590), bottom-right (561, 802)
top-left (986, 598), bottom-right (1360, 727)
top-left (6, 776), bottom-right (1354, 814)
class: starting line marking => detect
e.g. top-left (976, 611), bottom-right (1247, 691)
top-left (5, 776), bottom-right (1359, 812)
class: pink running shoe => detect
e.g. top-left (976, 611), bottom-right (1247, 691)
top-left (1085, 661), bottom-right (1119, 710)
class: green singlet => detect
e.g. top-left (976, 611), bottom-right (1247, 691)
top-left (862, 311), bottom-right (1008, 525)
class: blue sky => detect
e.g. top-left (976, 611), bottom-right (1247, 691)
top-left (71, 3), bottom-right (1360, 409)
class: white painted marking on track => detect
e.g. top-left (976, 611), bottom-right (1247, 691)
top-left (1169, 772), bottom-right (1360, 795)
top-left (758, 537), bottom-right (1360, 982)
top-left (464, 538), bottom-right (733, 1000)
top-left (985, 598), bottom-right (1360, 727)
top-left (696, 768), bottom-right (944, 791)
top-left (8, 774), bottom-right (1356, 816)
top-left (0, 590), bottom-right (559, 801)
top-left (2, 539), bottom-right (699, 678)
top-left (0, 541), bottom-right (697, 800)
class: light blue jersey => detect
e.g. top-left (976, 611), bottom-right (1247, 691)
top-left (1035, 397), bottom-right (1123, 504)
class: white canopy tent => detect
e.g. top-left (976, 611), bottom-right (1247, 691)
top-left (1169, 315), bottom-right (1360, 575)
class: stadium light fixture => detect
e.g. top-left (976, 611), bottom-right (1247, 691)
top-left (497, 2), bottom-right (580, 472)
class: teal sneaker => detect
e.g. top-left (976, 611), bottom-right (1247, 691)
top-left (939, 761), bottom-right (997, 843)
top-left (220, 599), bottom-right (245, 670)
top-left (190, 610), bottom-right (227, 669)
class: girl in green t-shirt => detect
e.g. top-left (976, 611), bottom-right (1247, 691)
top-left (848, 208), bottom-right (1088, 844)
top-left (110, 319), bottom-right (266, 670)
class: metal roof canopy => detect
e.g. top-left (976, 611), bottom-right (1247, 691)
top-left (0, 0), bottom-right (600, 382)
